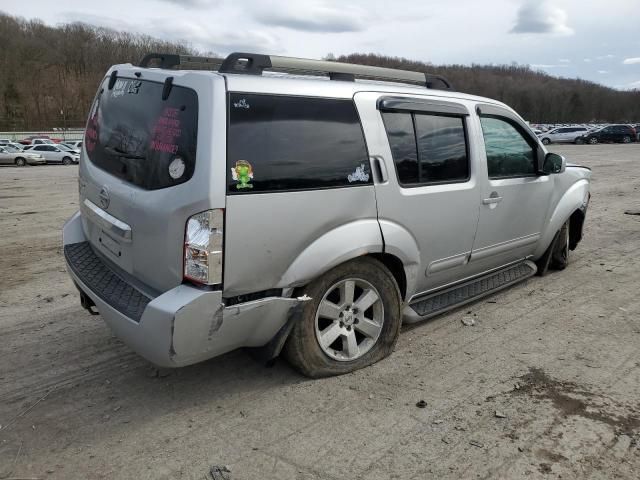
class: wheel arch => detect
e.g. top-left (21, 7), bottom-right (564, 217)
top-left (276, 219), bottom-right (384, 290)
top-left (534, 179), bottom-right (589, 258)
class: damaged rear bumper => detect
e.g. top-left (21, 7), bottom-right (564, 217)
top-left (63, 211), bottom-right (303, 367)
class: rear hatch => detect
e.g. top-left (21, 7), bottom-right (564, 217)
top-left (78, 66), bottom-right (227, 295)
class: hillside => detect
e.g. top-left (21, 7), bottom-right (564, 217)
top-left (1, 12), bottom-right (638, 131)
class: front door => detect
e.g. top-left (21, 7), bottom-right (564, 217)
top-left (354, 92), bottom-right (482, 297)
top-left (470, 106), bottom-right (553, 271)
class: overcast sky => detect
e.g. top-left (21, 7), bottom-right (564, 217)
top-left (2, 0), bottom-right (640, 89)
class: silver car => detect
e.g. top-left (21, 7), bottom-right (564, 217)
top-left (539, 126), bottom-right (589, 145)
top-left (0, 145), bottom-right (45, 166)
top-left (27, 144), bottom-right (79, 165)
top-left (63, 53), bottom-right (591, 377)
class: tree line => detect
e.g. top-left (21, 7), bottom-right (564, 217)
top-left (0, 11), bottom-right (638, 131)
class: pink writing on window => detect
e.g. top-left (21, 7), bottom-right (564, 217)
top-left (149, 107), bottom-right (182, 154)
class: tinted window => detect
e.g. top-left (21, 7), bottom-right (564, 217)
top-left (382, 112), bottom-right (419, 184)
top-left (414, 114), bottom-right (468, 183)
top-left (86, 77), bottom-right (198, 190)
top-left (383, 112), bottom-right (468, 185)
top-left (480, 116), bottom-right (536, 178)
top-left (227, 94), bottom-right (370, 193)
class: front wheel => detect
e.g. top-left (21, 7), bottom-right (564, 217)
top-left (588, 137), bottom-right (598, 145)
top-left (15, 157), bottom-right (26, 167)
top-left (622, 136), bottom-right (631, 144)
top-left (284, 257), bottom-right (401, 378)
top-left (550, 220), bottom-right (570, 270)
top-left (575, 137), bottom-right (585, 145)
top-left (541, 138), bottom-right (551, 145)
top-left (62, 156), bottom-right (72, 165)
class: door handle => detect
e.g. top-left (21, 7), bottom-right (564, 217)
top-left (370, 156), bottom-right (388, 183)
top-left (482, 192), bottom-right (503, 205)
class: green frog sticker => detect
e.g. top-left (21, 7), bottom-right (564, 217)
top-left (231, 160), bottom-right (254, 189)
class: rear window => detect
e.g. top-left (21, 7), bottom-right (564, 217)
top-left (227, 94), bottom-right (370, 193)
top-left (85, 77), bottom-right (198, 190)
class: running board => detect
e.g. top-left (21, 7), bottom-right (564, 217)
top-left (403, 260), bottom-right (537, 324)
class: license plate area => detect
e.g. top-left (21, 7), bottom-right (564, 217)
top-left (98, 230), bottom-right (122, 258)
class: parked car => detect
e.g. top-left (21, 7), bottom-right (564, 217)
top-left (28, 144), bottom-right (79, 164)
top-left (0, 141), bottom-right (24, 150)
top-left (62, 52), bottom-right (591, 377)
top-left (0, 145), bottom-right (45, 166)
top-left (64, 140), bottom-right (83, 150)
top-left (19, 135), bottom-right (66, 145)
top-left (59, 144), bottom-right (81, 155)
top-left (538, 127), bottom-right (589, 145)
top-left (580, 124), bottom-right (637, 144)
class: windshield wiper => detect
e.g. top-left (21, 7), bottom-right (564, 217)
top-left (105, 146), bottom-right (145, 160)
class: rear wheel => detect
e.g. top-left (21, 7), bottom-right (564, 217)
top-left (575, 137), bottom-right (585, 145)
top-left (622, 135), bottom-right (631, 144)
top-left (62, 156), bottom-right (72, 165)
top-left (15, 157), bottom-right (26, 167)
top-left (541, 138), bottom-right (551, 145)
top-left (588, 137), bottom-right (598, 145)
top-left (284, 257), bottom-right (401, 378)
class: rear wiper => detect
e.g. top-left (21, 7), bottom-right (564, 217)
top-left (105, 146), bottom-right (145, 160)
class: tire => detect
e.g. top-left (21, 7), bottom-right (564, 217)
top-left (541, 138), bottom-right (551, 145)
top-left (15, 157), bottom-right (26, 167)
top-left (283, 257), bottom-right (402, 378)
top-left (622, 136), bottom-right (631, 144)
top-left (588, 137), bottom-right (598, 145)
top-left (575, 137), bottom-right (585, 145)
top-left (549, 220), bottom-right (570, 270)
top-left (62, 156), bottom-right (72, 165)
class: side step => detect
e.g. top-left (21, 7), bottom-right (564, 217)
top-left (403, 260), bottom-right (537, 324)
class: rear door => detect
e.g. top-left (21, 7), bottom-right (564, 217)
top-left (32, 145), bottom-right (55, 162)
top-left (355, 92), bottom-right (481, 296)
top-left (470, 104), bottom-right (553, 270)
top-left (223, 92), bottom-right (379, 296)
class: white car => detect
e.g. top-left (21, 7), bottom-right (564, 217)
top-left (64, 140), bottom-right (83, 150)
top-left (58, 144), bottom-right (81, 155)
top-left (0, 145), bottom-right (45, 166)
top-left (27, 144), bottom-right (79, 165)
top-left (538, 127), bottom-right (589, 145)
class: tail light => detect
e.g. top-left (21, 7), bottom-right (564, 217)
top-left (184, 209), bottom-right (224, 286)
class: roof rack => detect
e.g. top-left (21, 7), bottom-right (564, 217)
top-left (139, 52), bottom-right (453, 90)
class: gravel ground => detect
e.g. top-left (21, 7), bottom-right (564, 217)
top-left (1, 144), bottom-right (639, 480)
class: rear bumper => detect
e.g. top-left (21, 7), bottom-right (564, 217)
top-left (62, 211), bottom-right (301, 367)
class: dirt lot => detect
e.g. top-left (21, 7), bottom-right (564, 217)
top-left (1, 144), bottom-right (639, 480)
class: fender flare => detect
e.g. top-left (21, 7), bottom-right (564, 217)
top-left (276, 219), bottom-right (384, 288)
top-left (534, 179), bottom-right (590, 258)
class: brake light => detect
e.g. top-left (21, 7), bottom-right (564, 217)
top-left (184, 209), bottom-right (224, 285)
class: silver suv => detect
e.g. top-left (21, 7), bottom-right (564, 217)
top-left (538, 126), bottom-right (589, 145)
top-left (63, 53), bottom-right (591, 377)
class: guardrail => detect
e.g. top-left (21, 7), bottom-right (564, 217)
top-left (0, 130), bottom-right (85, 142)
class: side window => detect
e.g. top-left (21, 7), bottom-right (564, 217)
top-left (33, 146), bottom-right (44, 151)
top-left (414, 114), bottom-right (468, 183)
top-left (227, 94), bottom-right (370, 193)
top-left (382, 111), bottom-right (469, 186)
top-left (480, 116), bottom-right (536, 178)
top-left (382, 112), bottom-right (419, 184)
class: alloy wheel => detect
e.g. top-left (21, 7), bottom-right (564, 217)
top-left (314, 278), bottom-right (384, 362)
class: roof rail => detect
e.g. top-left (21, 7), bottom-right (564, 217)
top-left (139, 52), bottom-right (453, 90)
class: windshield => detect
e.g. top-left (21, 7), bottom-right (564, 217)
top-left (58, 144), bottom-right (74, 152)
top-left (85, 76), bottom-right (198, 190)
top-left (5, 146), bottom-right (19, 153)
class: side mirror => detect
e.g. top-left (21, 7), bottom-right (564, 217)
top-left (542, 152), bottom-right (566, 174)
